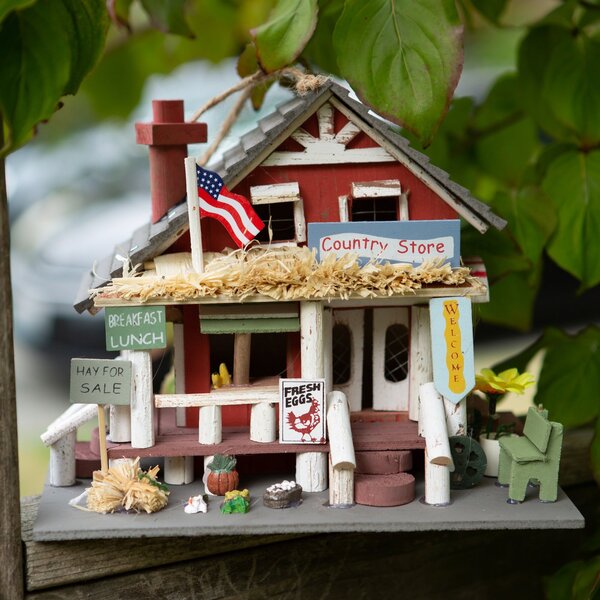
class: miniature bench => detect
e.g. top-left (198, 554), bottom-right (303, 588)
top-left (498, 407), bottom-right (563, 503)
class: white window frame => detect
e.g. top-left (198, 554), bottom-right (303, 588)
top-left (250, 182), bottom-right (306, 244)
top-left (338, 179), bottom-right (409, 222)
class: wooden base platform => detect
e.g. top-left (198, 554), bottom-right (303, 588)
top-left (102, 408), bottom-right (425, 460)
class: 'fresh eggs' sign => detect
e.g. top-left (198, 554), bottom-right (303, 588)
top-left (307, 220), bottom-right (460, 267)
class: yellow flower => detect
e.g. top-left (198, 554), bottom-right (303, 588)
top-left (474, 368), bottom-right (535, 396)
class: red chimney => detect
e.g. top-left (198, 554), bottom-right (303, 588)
top-left (135, 100), bottom-right (207, 223)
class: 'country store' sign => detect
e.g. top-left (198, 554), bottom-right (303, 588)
top-left (307, 220), bottom-right (460, 267)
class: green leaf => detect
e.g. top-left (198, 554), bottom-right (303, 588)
top-left (252, 0), bottom-right (318, 73)
top-left (491, 187), bottom-right (557, 265)
top-left (140, 0), bottom-right (194, 38)
top-left (543, 148), bottom-right (600, 289)
top-left (470, 0), bottom-right (507, 23)
top-left (0, 0), bottom-right (36, 25)
top-left (519, 26), bottom-right (600, 146)
top-left (544, 560), bottom-right (585, 600)
top-left (0, 0), bottom-right (108, 154)
top-left (592, 418), bottom-right (600, 485)
top-left (478, 269), bottom-right (539, 331)
top-left (237, 42), bottom-right (273, 111)
top-left (536, 326), bottom-right (600, 427)
top-left (303, 0), bottom-right (345, 75)
top-left (106, 0), bottom-right (133, 29)
top-left (573, 556), bottom-right (600, 599)
top-left (333, 0), bottom-right (464, 145)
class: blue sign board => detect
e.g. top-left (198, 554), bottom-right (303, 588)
top-left (307, 220), bottom-right (460, 267)
top-left (429, 297), bottom-right (475, 404)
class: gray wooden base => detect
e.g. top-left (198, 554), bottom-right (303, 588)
top-left (33, 474), bottom-right (583, 541)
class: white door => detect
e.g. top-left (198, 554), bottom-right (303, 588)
top-left (331, 307), bottom-right (410, 412)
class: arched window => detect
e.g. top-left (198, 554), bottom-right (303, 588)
top-left (384, 324), bottom-right (409, 382)
top-left (332, 324), bottom-right (352, 385)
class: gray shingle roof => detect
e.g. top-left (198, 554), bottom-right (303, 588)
top-left (74, 81), bottom-right (505, 313)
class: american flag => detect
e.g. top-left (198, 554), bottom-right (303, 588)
top-left (196, 166), bottom-right (264, 247)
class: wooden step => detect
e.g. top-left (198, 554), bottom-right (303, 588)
top-left (355, 450), bottom-right (412, 474)
top-left (354, 473), bottom-right (415, 507)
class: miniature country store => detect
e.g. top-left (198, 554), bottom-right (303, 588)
top-left (39, 80), bottom-right (577, 524)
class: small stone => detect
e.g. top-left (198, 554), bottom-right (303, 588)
top-left (263, 480), bottom-right (303, 509)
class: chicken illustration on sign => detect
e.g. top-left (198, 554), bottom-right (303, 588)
top-left (279, 379), bottom-right (326, 444)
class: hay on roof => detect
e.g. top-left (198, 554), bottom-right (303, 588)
top-left (91, 246), bottom-right (483, 304)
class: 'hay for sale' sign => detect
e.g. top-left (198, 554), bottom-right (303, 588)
top-left (70, 358), bottom-right (132, 405)
top-left (279, 379), bottom-right (326, 444)
top-left (308, 220), bottom-right (460, 267)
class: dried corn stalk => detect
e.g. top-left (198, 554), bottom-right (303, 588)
top-left (91, 247), bottom-right (483, 304)
top-left (86, 458), bottom-right (169, 514)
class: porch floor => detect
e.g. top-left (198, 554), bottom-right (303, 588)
top-left (104, 408), bottom-right (425, 460)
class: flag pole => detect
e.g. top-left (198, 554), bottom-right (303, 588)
top-left (185, 156), bottom-right (204, 274)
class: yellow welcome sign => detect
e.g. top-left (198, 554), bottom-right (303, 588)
top-left (430, 297), bottom-right (475, 404)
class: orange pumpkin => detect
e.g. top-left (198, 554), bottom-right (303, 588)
top-left (206, 454), bottom-right (239, 496)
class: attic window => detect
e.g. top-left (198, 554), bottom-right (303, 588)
top-left (250, 182), bottom-right (306, 244)
top-left (342, 179), bottom-right (409, 222)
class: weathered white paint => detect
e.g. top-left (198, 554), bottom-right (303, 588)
top-left (185, 155), bottom-right (204, 273)
top-left (41, 404), bottom-right (98, 447)
top-left (372, 307), bottom-right (410, 411)
top-left (173, 322), bottom-right (187, 427)
top-left (445, 396), bottom-right (467, 436)
top-left (323, 308), bottom-right (333, 395)
top-left (129, 350), bottom-right (155, 449)
top-left (164, 456), bottom-right (194, 485)
top-left (399, 192), bottom-right (410, 221)
top-left (329, 459), bottom-right (354, 507)
top-left (290, 127), bottom-right (316, 148)
top-left (318, 102), bottom-right (335, 140)
top-left (327, 391), bottom-right (355, 469)
top-left (409, 306), bottom-right (433, 423)
top-left (198, 405), bottom-right (222, 444)
top-left (108, 457), bottom-right (136, 470)
top-left (295, 452), bottom-right (327, 492)
top-left (293, 198), bottom-right (307, 243)
top-left (49, 430), bottom-right (76, 487)
top-left (338, 195), bottom-right (349, 223)
top-left (261, 146), bottom-right (396, 167)
top-left (250, 402), bottom-right (277, 443)
top-left (156, 386), bottom-right (279, 408)
top-left (109, 405), bottom-right (131, 442)
top-left (351, 179), bottom-right (401, 198)
top-left (329, 97), bottom-right (490, 234)
top-left (298, 301), bottom-right (328, 491)
top-left (250, 182), bottom-right (300, 204)
top-left (332, 309), bottom-right (364, 412)
top-left (334, 121), bottom-right (361, 145)
top-left (419, 382), bottom-right (453, 467)
top-left (424, 449), bottom-right (451, 506)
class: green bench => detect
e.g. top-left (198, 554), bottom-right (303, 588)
top-left (498, 407), bottom-right (563, 503)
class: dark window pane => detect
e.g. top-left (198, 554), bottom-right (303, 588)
top-left (384, 324), bottom-right (408, 382)
top-left (254, 202), bottom-right (296, 242)
top-left (332, 324), bottom-right (352, 385)
top-left (351, 197), bottom-right (397, 222)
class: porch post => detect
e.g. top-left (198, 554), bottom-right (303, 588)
top-left (296, 301), bottom-right (327, 492)
top-left (409, 305), bottom-right (433, 423)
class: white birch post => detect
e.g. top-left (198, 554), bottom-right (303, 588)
top-left (185, 156), bottom-right (204, 274)
top-left (420, 382), bottom-right (453, 506)
top-left (296, 301), bottom-right (327, 492)
top-left (174, 322), bottom-right (187, 428)
top-left (445, 396), bottom-right (467, 437)
top-left (164, 456), bottom-right (194, 485)
top-left (199, 405), bottom-right (222, 444)
top-left (420, 383), bottom-right (453, 467)
top-left (323, 308), bottom-right (333, 395)
top-left (129, 350), bottom-right (155, 449)
top-left (109, 405), bottom-right (131, 442)
top-left (409, 306), bottom-right (432, 423)
top-left (327, 391), bottom-right (355, 506)
top-left (250, 402), bottom-right (276, 443)
top-left (49, 430), bottom-right (76, 487)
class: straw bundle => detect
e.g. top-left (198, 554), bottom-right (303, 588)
top-left (92, 246), bottom-right (482, 304)
top-left (86, 458), bottom-right (169, 514)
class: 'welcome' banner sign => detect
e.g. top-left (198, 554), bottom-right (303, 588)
top-left (307, 220), bottom-right (460, 267)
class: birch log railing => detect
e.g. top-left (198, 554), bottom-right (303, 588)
top-left (327, 391), bottom-right (356, 507)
